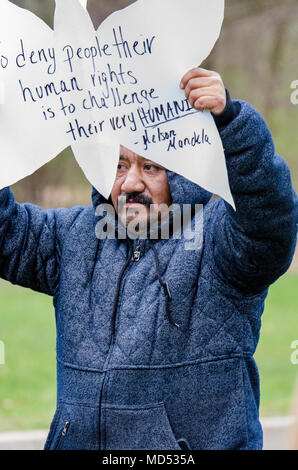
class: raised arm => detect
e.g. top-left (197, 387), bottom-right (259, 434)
top-left (0, 187), bottom-right (84, 296)
top-left (181, 67), bottom-right (298, 295)
top-left (210, 101), bottom-right (297, 294)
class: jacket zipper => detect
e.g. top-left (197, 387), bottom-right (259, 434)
top-left (98, 239), bottom-right (141, 449)
top-left (132, 238), bottom-right (141, 262)
top-left (54, 421), bottom-right (70, 450)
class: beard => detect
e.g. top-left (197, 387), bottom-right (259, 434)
top-left (117, 192), bottom-right (152, 235)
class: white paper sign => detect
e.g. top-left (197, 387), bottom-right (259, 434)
top-left (0, 0), bottom-right (234, 207)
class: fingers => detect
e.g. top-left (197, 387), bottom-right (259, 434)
top-left (194, 96), bottom-right (222, 114)
top-left (189, 86), bottom-right (226, 110)
top-left (180, 67), bottom-right (226, 115)
top-left (187, 86), bottom-right (216, 106)
top-left (180, 67), bottom-right (217, 90)
top-left (184, 76), bottom-right (222, 100)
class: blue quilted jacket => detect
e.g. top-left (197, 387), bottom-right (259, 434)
top-left (0, 100), bottom-right (297, 450)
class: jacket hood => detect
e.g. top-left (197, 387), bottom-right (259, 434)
top-left (91, 170), bottom-right (212, 211)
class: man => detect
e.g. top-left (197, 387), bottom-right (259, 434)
top-left (0, 68), bottom-right (297, 450)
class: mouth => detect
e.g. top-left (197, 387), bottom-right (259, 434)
top-left (118, 193), bottom-right (152, 212)
top-left (125, 201), bottom-right (147, 207)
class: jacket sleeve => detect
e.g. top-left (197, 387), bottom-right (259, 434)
top-left (210, 100), bottom-right (298, 295)
top-left (0, 187), bottom-right (84, 296)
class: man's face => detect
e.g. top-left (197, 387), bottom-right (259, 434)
top-left (111, 146), bottom-right (172, 231)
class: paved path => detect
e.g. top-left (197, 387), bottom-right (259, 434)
top-left (0, 417), bottom-right (296, 450)
top-left (0, 429), bottom-right (48, 450)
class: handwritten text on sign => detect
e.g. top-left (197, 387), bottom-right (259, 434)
top-left (0, 0), bottom-right (234, 207)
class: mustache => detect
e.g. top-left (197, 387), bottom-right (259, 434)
top-left (119, 192), bottom-right (153, 208)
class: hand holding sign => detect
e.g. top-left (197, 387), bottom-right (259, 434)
top-left (0, 0), bottom-right (234, 207)
top-left (180, 68), bottom-right (227, 115)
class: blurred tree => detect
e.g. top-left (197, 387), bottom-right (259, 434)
top-left (88, 0), bottom-right (134, 27)
top-left (222, 0), bottom-right (298, 118)
top-left (11, 0), bottom-right (54, 26)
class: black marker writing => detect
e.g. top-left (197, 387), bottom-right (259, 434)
top-left (137, 98), bottom-right (194, 128)
top-left (16, 39), bottom-right (56, 75)
top-left (0, 55), bottom-right (8, 69)
top-left (90, 64), bottom-right (138, 98)
top-left (63, 35), bottom-right (112, 74)
top-left (167, 129), bottom-right (211, 151)
top-left (112, 26), bottom-right (156, 59)
top-left (42, 106), bottom-right (56, 120)
top-left (82, 90), bottom-right (108, 110)
top-left (142, 128), bottom-right (177, 151)
top-left (59, 97), bottom-right (76, 116)
top-left (66, 119), bottom-right (105, 141)
top-left (19, 76), bottom-right (83, 103)
top-left (109, 112), bottom-right (137, 132)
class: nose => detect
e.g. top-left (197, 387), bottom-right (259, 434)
top-left (121, 167), bottom-right (145, 194)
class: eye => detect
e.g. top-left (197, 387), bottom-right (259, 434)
top-left (117, 163), bottom-right (127, 171)
top-left (144, 163), bottom-right (160, 171)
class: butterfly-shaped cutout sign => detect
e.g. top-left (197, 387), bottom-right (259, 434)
top-left (0, 0), bottom-right (234, 207)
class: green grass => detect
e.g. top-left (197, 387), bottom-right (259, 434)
top-left (267, 108), bottom-right (298, 193)
top-left (0, 274), bottom-right (298, 431)
top-left (255, 272), bottom-right (298, 416)
top-left (0, 281), bottom-right (56, 431)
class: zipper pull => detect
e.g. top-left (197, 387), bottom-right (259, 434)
top-left (61, 421), bottom-right (70, 437)
top-left (132, 239), bottom-right (141, 262)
